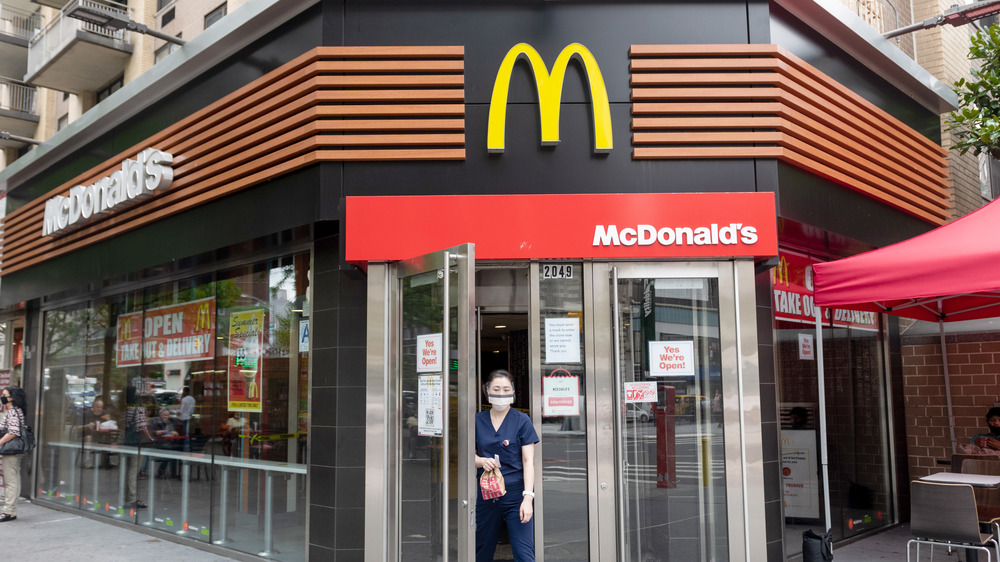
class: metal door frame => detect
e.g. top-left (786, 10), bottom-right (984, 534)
top-left (365, 243), bottom-right (476, 562)
top-left (591, 260), bottom-right (766, 561)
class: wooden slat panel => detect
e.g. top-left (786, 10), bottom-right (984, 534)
top-left (633, 131), bottom-right (782, 144)
top-left (0, 45), bottom-right (467, 275)
top-left (781, 149), bottom-right (947, 224)
top-left (315, 60), bottom-right (465, 72)
top-left (633, 146), bottom-right (784, 158)
top-left (629, 43), bottom-right (953, 224)
top-left (631, 72), bottom-right (782, 86)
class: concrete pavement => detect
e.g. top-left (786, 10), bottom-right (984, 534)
top-left (1, 498), bottom-right (236, 561)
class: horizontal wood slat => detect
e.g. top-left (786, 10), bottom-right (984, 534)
top-left (629, 44), bottom-right (952, 225)
top-left (1, 46), bottom-right (466, 276)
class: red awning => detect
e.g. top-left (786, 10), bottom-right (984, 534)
top-left (812, 198), bottom-right (1000, 322)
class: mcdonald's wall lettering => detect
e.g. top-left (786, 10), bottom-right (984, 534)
top-left (42, 148), bottom-right (174, 237)
top-left (116, 297), bottom-right (216, 367)
top-left (488, 43), bottom-right (612, 154)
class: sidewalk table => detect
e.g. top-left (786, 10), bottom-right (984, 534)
top-left (919, 472), bottom-right (1000, 488)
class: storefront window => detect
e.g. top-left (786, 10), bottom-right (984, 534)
top-left (539, 264), bottom-right (589, 560)
top-left (774, 251), bottom-right (892, 556)
top-left (37, 253), bottom-right (310, 560)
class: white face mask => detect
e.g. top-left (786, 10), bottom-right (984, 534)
top-left (488, 394), bottom-right (515, 411)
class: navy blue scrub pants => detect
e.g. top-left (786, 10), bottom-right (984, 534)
top-left (476, 482), bottom-right (534, 562)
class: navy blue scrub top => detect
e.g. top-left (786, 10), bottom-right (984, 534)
top-left (475, 409), bottom-right (539, 487)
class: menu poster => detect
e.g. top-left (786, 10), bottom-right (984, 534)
top-left (782, 429), bottom-right (820, 519)
top-left (116, 297), bottom-right (216, 367)
top-left (228, 309), bottom-right (265, 413)
top-left (418, 374), bottom-right (443, 437)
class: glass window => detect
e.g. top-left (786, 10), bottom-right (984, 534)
top-left (155, 42), bottom-right (181, 64)
top-left (774, 251), bottom-right (892, 556)
top-left (538, 263), bottom-right (590, 560)
top-left (616, 276), bottom-right (727, 561)
top-left (97, 76), bottom-right (123, 103)
top-left (205, 4), bottom-right (227, 28)
top-left (37, 253), bottom-right (310, 560)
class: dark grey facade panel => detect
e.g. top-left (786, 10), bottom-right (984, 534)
top-left (0, 166), bottom-right (329, 307)
top-left (770, 3), bottom-right (941, 141)
top-left (345, 0), bottom-right (763, 105)
top-left (775, 162), bottom-right (932, 250)
top-left (345, 104), bottom-right (763, 196)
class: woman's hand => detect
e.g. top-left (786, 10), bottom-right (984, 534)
top-left (519, 495), bottom-right (533, 523)
top-left (477, 455), bottom-right (499, 472)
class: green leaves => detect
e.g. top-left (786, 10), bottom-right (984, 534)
top-left (948, 24), bottom-right (1000, 160)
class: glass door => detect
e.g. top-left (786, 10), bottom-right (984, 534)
top-left (595, 261), bottom-right (764, 562)
top-left (393, 244), bottom-right (476, 561)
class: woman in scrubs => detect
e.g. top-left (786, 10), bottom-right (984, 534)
top-left (475, 369), bottom-right (539, 561)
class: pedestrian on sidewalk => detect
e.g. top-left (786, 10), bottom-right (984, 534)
top-left (0, 386), bottom-right (28, 522)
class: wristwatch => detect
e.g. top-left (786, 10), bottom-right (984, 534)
top-left (522, 490), bottom-right (535, 497)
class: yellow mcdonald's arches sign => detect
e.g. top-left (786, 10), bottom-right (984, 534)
top-left (488, 43), bottom-right (613, 154)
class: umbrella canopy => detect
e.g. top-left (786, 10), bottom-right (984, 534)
top-left (811, 198), bottom-right (1000, 322)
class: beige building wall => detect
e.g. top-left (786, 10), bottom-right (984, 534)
top-left (836, 0), bottom-right (917, 58)
top-left (912, 0), bottom-right (982, 219)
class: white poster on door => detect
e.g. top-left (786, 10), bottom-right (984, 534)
top-left (543, 370), bottom-right (581, 416)
top-left (418, 374), bottom-right (443, 437)
top-left (545, 317), bottom-right (581, 363)
top-left (648, 341), bottom-right (695, 377)
top-left (417, 333), bottom-right (443, 373)
top-left (782, 429), bottom-right (820, 519)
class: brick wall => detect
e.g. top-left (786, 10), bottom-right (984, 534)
top-left (902, 332), bottom-right (1000, 478)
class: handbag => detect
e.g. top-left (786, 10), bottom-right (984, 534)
top-left (0, 424), bottom-right (35, 456)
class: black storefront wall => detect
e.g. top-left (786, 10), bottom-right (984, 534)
top-left (0, 1), bottom-right (949, 559)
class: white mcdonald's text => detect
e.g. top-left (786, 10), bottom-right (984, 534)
top-left (593, 223), bottom-right (759, 247)
top-left (43, 148), bottom-right (174, 237)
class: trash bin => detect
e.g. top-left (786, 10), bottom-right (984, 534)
top-left (802, 528), bottom-right (834, 561)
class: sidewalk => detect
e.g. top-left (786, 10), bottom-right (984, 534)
top-left (2, 498), bottom-right (235, 561)
top-left (831, 523), bottom-right (985, 561)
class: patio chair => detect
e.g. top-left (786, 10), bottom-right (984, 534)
top-left (959, 459), bottom-right (1000, 549)
top-left (908, 480), bottom-right (1000, 561)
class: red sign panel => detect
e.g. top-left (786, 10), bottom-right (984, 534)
top-left (346, 193), bottom-right (777, 262)
top-left (773, 251), bottom-right (878, 331)
top-left (116, 297), bottom-right (216, 367)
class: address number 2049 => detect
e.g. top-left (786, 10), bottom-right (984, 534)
top-left (542, 264), bottom-right (574, 279)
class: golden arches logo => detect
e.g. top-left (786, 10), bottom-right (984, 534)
top-left (195, 302), bottom-right (213, 332)
top-left (119, 318), bottom-right (133, 340)
top-left (487, 43), bottom-right (613, 154)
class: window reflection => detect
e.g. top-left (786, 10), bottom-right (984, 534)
top-left (37, 253), bottom-right (310, 560)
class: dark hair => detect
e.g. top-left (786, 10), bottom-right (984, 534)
top-left (125, 386), bottom-right (139, 406)
top-left (4, 386), bottom-right (27, 413)
top-left (986, 407), bottom-right (1000, 420)
top-left (182, 386), bottom-right (190, 396)
top-left (483, 369), bottom-right (514, 394)
top-left (790, 407), bottom-right (808, 419)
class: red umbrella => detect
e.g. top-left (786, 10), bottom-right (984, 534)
top-left (812, 198), bottom-right (1000, 322)
top-left (812, 199), bottom-right (1000, 456)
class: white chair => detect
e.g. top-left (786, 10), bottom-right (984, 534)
top-left (908, 480), bottom-right (1000, 561)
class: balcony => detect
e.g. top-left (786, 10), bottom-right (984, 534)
top-left (0, 77), bottom-right (38, 145)
top-left (0, 3), bottom-right (40, 79)
top-left (25, 0), bottom-right (132, 93)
